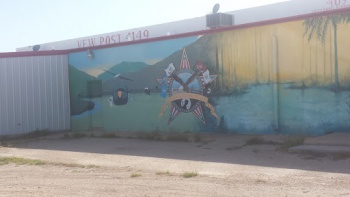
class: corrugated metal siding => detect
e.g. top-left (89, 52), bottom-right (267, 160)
top-left (0, 55), bottom-right (70, 135)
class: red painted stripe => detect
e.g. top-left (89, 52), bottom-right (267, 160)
top-left (67, 7), bottom-right (350, 53)
top-left (1, 7), bottom-right (350, 58)
top-left (0, 50), bottom-right (68, 58)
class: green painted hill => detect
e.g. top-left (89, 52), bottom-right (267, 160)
top-left (98, 61), bottom-right (149, 80)
top-left (69, 65), bottom-right (97, 115)
top-left (102, 35), bottom-right (217, 94)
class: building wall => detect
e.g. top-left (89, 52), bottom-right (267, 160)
top-left (69, 11), bottom-right (350, 135)
top-left (0, 55), bottom-right (70, 135)
top-left (17, 0), bottom-right (350, 52)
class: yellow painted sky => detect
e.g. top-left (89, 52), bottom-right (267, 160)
top-left (213, 16), bottom-right (350, 88)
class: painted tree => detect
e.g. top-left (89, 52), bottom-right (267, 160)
top-left (303, 14), bottom-right (350, 88)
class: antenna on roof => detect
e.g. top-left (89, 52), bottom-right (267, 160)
top-left (32, 45), bottom-right (40, 51)
top-left (212, 3), bottom-right (220, 13)
top-left (206, 3), bottom-right (233, 29)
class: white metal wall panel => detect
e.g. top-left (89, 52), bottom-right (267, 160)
top-left (0, 55), bottom-right (70, 135)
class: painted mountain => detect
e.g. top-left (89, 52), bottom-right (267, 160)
top-left (101, 35), bottom-right (218, 95)
top-left (97, 61), bottom-right (149, 80)
top-left (69, 65), bottom-right (97, 115)
top-left (101, 15), bottom-right (350, 96)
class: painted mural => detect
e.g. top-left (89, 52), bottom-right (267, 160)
top-left (157, 48), bottom-right (218, 125)
top-left (69, 12), bottom-right (350, 135)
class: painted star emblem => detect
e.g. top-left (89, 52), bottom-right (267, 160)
top-left (157, 48), bottom-right (217, 125)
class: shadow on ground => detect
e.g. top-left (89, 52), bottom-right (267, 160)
top-left (1, 131), bottom-right (350, 174)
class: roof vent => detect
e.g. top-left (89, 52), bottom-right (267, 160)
top-left (206, 13), bottom-right (234, 29)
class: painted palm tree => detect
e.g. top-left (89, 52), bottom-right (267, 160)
top-left (303, 13), bottom-right (350, 88)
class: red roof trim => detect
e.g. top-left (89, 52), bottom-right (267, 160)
top-left (1, 7), bottom-right (350, 57)
top-left (0, 50), bottom-right (68, 58)
top-left (68, 7), bottom-right (350, 53)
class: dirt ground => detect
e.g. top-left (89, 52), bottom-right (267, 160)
top-left (0, 133), bottom-right (350, 197)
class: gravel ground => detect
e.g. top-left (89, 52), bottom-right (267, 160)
top-left (0, 133), bottom-right (349, 196)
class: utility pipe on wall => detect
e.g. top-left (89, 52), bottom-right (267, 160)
top-left (272, 35), bottom-right (280, 131)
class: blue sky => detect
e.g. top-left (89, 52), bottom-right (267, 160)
top-left (0, 0), bottom-right (287, 52)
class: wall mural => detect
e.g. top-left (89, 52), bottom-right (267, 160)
top-left (69, 13), bottom-right (350, 135)
top-left (157, 48), bottom-right (218, 125)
